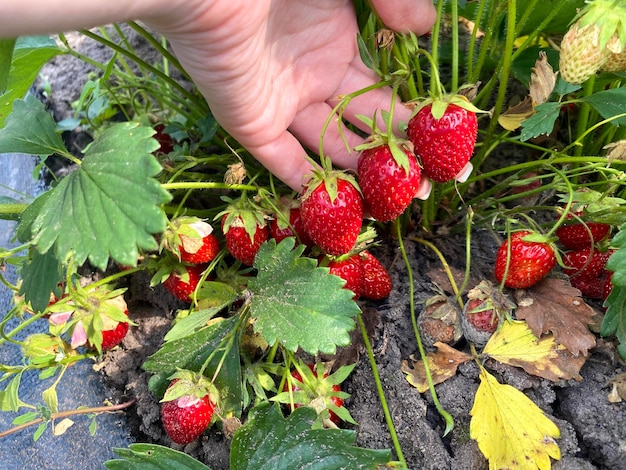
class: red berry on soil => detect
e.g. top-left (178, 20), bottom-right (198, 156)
top-left (163, 264), bottom-right (207, 303)
top-left (360, 251), bottom-right (392, 300)
top-left (494, 231), bottom-right (556, 289)
top-left (326, 254), bottom-right (364, 299)
top-left (407, 101), bottom-right (478, 183)
top-left (556, 213), bottom-right (610, 250)
top-left (161, 381), bottom-right (215, 445)
top-left (570, 275), bottom-right (607, 299)
top-left (300, 176), bottom-right (363, 256)
top-left (222, 215), bottom-right (269, 266)
top-left (460, 281), bottom-right (515, 347)
top-left (357, 144), bottom-right (421, 222)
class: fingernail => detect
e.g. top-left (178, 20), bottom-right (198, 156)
top-left (455, 163), bottom-right (474, 183)
top-left (415, 179), bottom-right (432, 200)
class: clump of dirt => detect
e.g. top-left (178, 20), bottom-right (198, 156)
top-left (37, 26), bottom-right (626, 470)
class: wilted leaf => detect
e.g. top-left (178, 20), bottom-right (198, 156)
top-left (249, 238), bottom-right (360, 355)
top-left (470, 366), bottom-right (561, 470)
top-left (608, 373), bottom-right (626, 403)
top-left (483, 320), bottom-right (586, 381)
top-left (514, 278), bottom-right (597, 356)
top-left (402, 343), bottom-right (472, 393)
top-left (529, 52), bottom-right (557, 107)
top-left (52, 418), bottom-right (74, 436)
top-left (498, 97), bottom-right (535, 131)
top-left (604, 140), bottom-right (626, 164)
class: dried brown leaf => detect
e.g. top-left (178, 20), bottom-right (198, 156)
top-left (514, 278), bottom-right (596, 356)
top-left (498, 96), bottom-right (534, 131)
top-left (530, 51), bottom-right (557, 106)
top-left (402, 342), bottom-right (472, 393)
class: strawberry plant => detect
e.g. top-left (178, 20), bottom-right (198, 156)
top-left (1, 0), bottom-right (626, 469)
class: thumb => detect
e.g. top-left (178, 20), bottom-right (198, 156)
top-left (370, 0), bottom-right (436, 35)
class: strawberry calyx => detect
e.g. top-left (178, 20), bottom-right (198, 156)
top-left (161, 370), bottom-right (219, 407)
top-left (410, 93), bottom-right (485, 121)
top-left (217, 194), bottom-right (268, 244)
top-left (574, 0), bottom-right (626, 53)
top-left (161, 216), bottom-right (216, 260)
top-left (301, 163), bottom-right (361, 205)
top-left (465, 280), bottom-right (515, 326)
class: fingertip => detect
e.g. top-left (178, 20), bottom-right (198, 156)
top-left (415, 177), bottom-right (432, 200)
top-left (370, 0), bottom-right (437, 35)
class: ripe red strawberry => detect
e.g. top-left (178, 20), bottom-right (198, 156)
top-left (357, 143), bottom-right (421, 222)
top-left (407, 98), bottom-right (478, 183)
top-left (163, 264), bottom-right (207, 303)
top-left (360, 250), bottom-right (392, 300)
top-left (562, 247), bottom-right (613, 280)
top-left (494, 231), bottom-right (557, 289)
top-left (283, 363), bottom-right (345, 425)
top-left (300, 170), bottom-right (363, 256)
top-left (99, 309), bottom-right (130, 350)
top-left (269, 204), bottom-right (314, 247)
top-left (556, 214), bottom-right (611, 250)
top-left (222, 215), bottom-right (269, 266)
top-left (324, 254), bottom-right (364, 299)
top-left (570, 275), bottom-right (607, 299)
top-left (163, 217), bottom-right (220, 264)
top-left (161, 378), bottom-right (216, 445)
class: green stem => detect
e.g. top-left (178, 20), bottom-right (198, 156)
top-left (573, 76), bottom-right (596, 158)
top-left (398, 226), bottom-right (454, 435)
top-left (450, 0), bottom-right (459, 93)
top-left (356, 312), bottom-right (405, 465)
top-left (161, 182), bottom-right (257, 192)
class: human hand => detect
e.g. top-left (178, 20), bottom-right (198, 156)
top-left (146, 0), bottom-right (450, 194)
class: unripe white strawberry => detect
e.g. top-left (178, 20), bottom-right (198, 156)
top-left (559, 21), bottom-right (608, 84)
top-left (600, 36), bottom-right (626, 72)
top-left (559, 0), bottom-right (626, 83)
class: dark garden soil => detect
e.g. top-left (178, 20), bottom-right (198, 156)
top-left (37, 28), bottom-right (626, 470)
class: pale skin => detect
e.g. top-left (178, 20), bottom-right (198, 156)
top-left (1, 0), bottom-right (469, 196)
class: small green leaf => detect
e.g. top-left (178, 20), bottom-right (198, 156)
top-left (105, 443), bottom-right (212, 470)
top-left (0, 373), bottom-right (29, 412)
top-left (0, 36), bottom-right (63, 127)
top-left (230, 403), bottom-right (391, 470)
top-left (519, 102), bottom-right (560, 141)
top-left (18, 248), bottom-right (63, 313)
top-left (164, 303), bottom-right (230, 342)
top-left (248, 238), bottom-right (360, 355)
top-left (601, 284), bottom-right (626, 360)
top-left (12, 410), bottom-right (38, 425)
top-left (143, 316), bottom-right (243, 417)
top-left (0, 96), bottom-right (66, 156)
top-left (581, 88), bottom-right (626, 126)
top-left (42, 386), bottom-right (58, 414)
top-left (28, 122), bottom-right (172, 270)
top-left (33, 422), bottom-right (48, 442)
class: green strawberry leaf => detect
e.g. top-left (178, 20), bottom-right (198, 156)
top-left (581, 88), bottom-right (626, 126)
top-left (143, 316), bottom-right (243, 417)
top-left (0, 36), bottom-right (63, 127)
top-left (18, 248), bottom-right (63, 314)
top-left (164, 301), bottom-right (232, 342)
top-left (24, 122), bottom-right (172, 270)
top-left (0, 96), bottom-right (67, 157)
top-left (248, 238), bottom-right (360, 355)
top-left (519, 102), bottom-right (560, 141)
top-left (230, 402), bottom-right (391, 470)
top-left (105, 443), bottom-right (211, 470)
top-left (601, 283), bottom-right (626, 360)
top-left (0, 373), bottom-right (29, 412)
top-left (607, 225), bottom-right (626, 287)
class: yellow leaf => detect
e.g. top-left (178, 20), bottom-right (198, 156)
top-left (483, 320), bottom-right (586, 382)
top-left (470, 367), bottom-right (561, 470)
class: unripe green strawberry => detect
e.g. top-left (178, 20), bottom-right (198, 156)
top-left (494, 231), bottom-right (557, 289)
top-left (601, 49), bottom-right (626, 72)
top-left (300, 171), bottom-right (363, 256)
top-left (407, 99), bottom-right (478, 183)
top-left (357, 143), bottom-right (421, 222)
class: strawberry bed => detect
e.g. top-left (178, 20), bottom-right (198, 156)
top-left (1, 2), bottom-right (626, 469)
